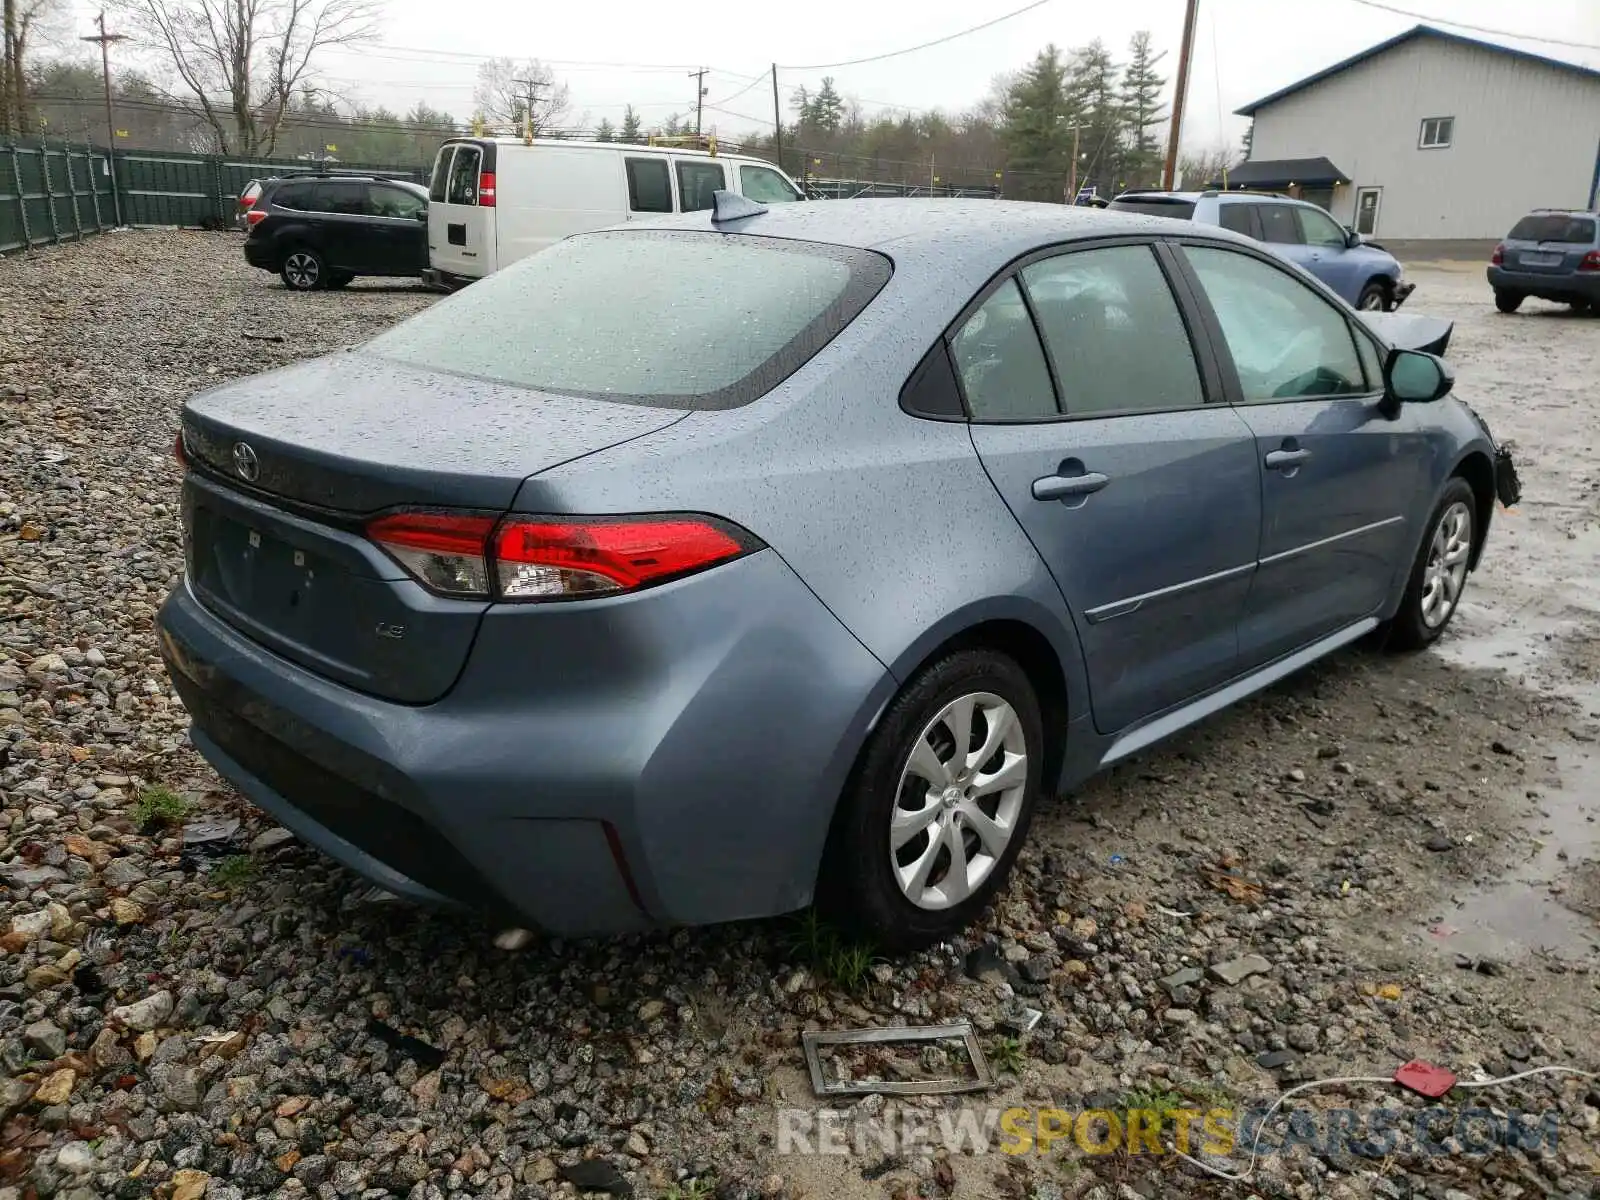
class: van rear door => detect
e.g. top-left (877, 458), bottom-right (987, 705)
top-left (427, 141), bottom-right (496, 280)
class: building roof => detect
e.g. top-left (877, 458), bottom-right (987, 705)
top-left (1210, 157), bottom-right (1350, 189)
top-left (1235, 24), bottom-right (1600, 116)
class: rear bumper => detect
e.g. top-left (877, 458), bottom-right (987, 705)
top-left (243, 240), bottom-right (276, 271)
top-left (1488, 266), bottom-right (1600, 303)
top-left (420, 267), bottom-right (476, 292)
top-left (157, 550), bottom-right (892, 936)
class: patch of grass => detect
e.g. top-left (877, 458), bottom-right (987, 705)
top-left (989, 1035), bottom-right (1026, 1075)
top-left (1178, 1079), bottom-right (1233, 1108)
top-left (782, 911), bottom-right (880, 994)
top-left (1121, 1084), bottom-right (1184, 1114)
top-left (133, 785), bottom-right (189, 827)
top-left (211, 855), bottom-right (256, 889)
top-left (661, 1179), bottom-right (715, 1200)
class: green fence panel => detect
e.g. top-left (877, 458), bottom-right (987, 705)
top-left (118, 151), bottom-right (216, 227)
top-left (0, 144), bottom-right (24, 253)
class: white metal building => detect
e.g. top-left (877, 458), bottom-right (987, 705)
top-left (1230, 25), bottom-right (1600, 241)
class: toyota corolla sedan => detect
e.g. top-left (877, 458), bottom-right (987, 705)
top-left (158, 196), bottom-right (1520, 951)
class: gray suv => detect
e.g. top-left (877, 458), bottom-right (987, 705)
top-left (1110, 189), bottom-right (1413, 311)
top-left (1488, 209), bottom-right (1600, 313)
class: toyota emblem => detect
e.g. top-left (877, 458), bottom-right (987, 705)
top-left (232, 442), bottom-right (260, 482)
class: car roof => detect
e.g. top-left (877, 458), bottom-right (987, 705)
top-left (606, 199), bottom-right (1256, 302)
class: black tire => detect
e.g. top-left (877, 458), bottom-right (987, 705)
top-left (816, 649), bottom-right (1044, 953)
top-left (326, 272), bottom-right (354, 290)
top-left (1356, 280), bottom-right (1390, 312)
top-left (280, 247), bottom-right (325, 291)
top-left (1387, 477), bottom-right (1477, 652)
top-left (1569, 298), bottom-right (1592, 314)
top-left (1494, 290), bottom-right (1524, 313)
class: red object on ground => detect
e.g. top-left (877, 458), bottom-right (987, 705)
top-left (1394, 1060), bottom-right (1458, 1098)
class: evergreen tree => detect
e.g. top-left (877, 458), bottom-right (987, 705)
top-left (811, 77), bottom-right (846, 135)
top-left (619, 105), bottom-right (643, 143)
top-left (999, 45), bottom-right (1072, 201)
top-left (1064, 39), bottom-right (1121, 198)
top-left (595, 118), bottom-right (616, 142)
top-left (1119, 31), bottom-right (1166, 188)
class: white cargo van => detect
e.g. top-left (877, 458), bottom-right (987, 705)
top-left (422, 137), bottom-right (804, 287)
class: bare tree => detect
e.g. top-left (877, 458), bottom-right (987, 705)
top-left (2, 0), bottom-right (65, 135)
top-left (110, 0), bottom-right (379, 155)
top-left (472, 57), bottom-right (568, 135)
top-left (1177, 145), bottom-right (1232, 189)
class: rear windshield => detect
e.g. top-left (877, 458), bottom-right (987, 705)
top-left (1508, 214), bottom-right (1596, 244)
top-left (1107, 197), bottom-right (1196, 219)
top-left (366, 230), bottom-right (893, 409)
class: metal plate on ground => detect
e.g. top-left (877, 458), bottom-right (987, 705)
top-left (801, 1022), bottom-right (993, 1097)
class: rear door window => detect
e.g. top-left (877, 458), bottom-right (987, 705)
top-left (1507, 214), bottom-right (1596, 243)
top-left (371, 185), bottom-right (426, 220)
top-left (950, 279), bottom-right (1058, 421)
top-left (1257, 204), bottom-right (1304, 245)
top-left (740, 164), bottom-right (800, 202)
top-left (1218, 204), bottom-right (1256, 237)
top-left (318, 183), bottom-right (372, 215)
top-left (365, 230), bottom-right (891, 409)
top-left (1021, 244), bottom-right (1204, 417)
top-left (626, 158), bottom-right (673, 213)
top-left (447, 146), bottom-right (482, 205)
top-left (676, 161), bottom-right (725, 212)
top-left (428, 146), bottom-right (455, 202)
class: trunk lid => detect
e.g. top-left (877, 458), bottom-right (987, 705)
top-left (180, 352), bottom-right (685, 704)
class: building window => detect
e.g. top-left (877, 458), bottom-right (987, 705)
top-left (1419, 116), bottom-right (1454, 149)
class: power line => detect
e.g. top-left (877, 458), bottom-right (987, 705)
top-left (1339, 0), bottom-right (1600, 51)
top-left (778, 0), bottom-right (1056, 69)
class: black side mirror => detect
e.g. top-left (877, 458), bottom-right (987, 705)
top-left (1384, 348), bottom-right (1453, 405)
top-left (1345, 227), bottom-right (1363, 249)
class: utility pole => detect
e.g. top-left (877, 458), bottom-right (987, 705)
top-left (1065, 122), bottom-right (1084, 203)
top-left (80, 11), bottom-right (126, 226)
top-left (770, 64), bottom-right (783, 175)
top-left (1162, 0), bottom-right (1200, 189)
top-left (512, 77), bottom-right (545, 142)
top-left (689, 67), bottom-right (708, 137)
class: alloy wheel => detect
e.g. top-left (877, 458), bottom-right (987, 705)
top-left (891, 691), bottom-right (1028, 910)
top-left (284, 252), bottom-right (320, 289)
top-left (1420, 500), bottom-right (1472, 628)
top-left (1359, 289), bottom-right (1386, 311)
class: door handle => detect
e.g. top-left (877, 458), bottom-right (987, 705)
top-left (1032, 471), bottom-right (1110, 501)
top-left (1265, 448), bottom-right (1312, 470)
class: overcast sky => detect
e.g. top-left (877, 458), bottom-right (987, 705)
top-left (77, 0), bottom-right (1600, 152)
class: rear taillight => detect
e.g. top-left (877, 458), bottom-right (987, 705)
top-left (1580, 250), bottom-right (1600, 271)
top-left (364, 512), bottom-right (760, 601)
top-left (1490, 243), bottom-right (1504, 265)
top-left (245, 209), bottom-right (268, 227)
top-left (366, 513), bottom-right (497, 596)
top-left (478, 171), bottom-right (496, 207)
top-left (494, 518), bottom-right (750, 599)
top-left (239, 194), bottom-right (257, 211)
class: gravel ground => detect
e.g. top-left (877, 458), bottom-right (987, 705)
top-left (1, 232), bottom-right (1599, 1200)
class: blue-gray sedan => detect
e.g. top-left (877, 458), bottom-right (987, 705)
top-left (157, 197), bottom-right (1520, 950)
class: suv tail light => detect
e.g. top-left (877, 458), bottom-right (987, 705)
top-left (245, 209), bottom-right (268, 227)
top-left (1580, 250), bottom-right (1600, 272)
top-left (478, 170), bottom-right (496, 207)
top-left (1490, 243), bottom-right (1504, 266)
top-left (365, 512), bottom-right (760, 601)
